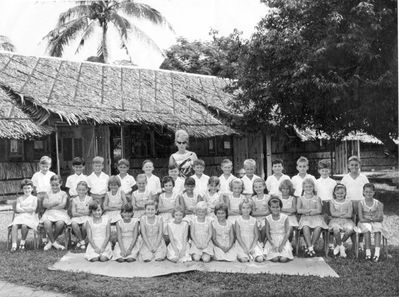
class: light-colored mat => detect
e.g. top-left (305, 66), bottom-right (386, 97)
top-left (49, 252), bottom-right (339, 278)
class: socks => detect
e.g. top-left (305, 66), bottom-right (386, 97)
top-left (20, 240), bottom-right (25, 245)
top-left (12, 243), bottom-right (17, 248)
top-left (366, 249), bottom-right (371, 257)
top-left (375, 247), bottom-right (380, 257)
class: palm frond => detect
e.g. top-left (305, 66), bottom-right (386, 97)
top-left (109, 12), bottom-right (130, 39)
top-left (0, 35), bottom-right (16, 52)
top-left (57, 5), bottom-right (92, 26)
top-left (75, 19), bottom-right (98, 54)
top-left (129, 23), bottom-right (164, 56)
top-left (46, 17), bottom-right (89, 57)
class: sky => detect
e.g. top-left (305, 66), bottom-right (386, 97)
top-left (0, 0), bottom-right (269, 68)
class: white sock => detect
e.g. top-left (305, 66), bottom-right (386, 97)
top-left (12, 243), bottom-right (17, 248)
top-left (308, 246), bottom-right (314, 251)
top-left (20, 240), bottom-right (25, 245)
top-left (375, 247), bottom-right (380, 256)
top-left (366, 249), bottom-right (371, 256)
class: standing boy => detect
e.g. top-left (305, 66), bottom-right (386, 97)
top-left (219, 159), bottom-right (236, 194)
top-left (192, 159), bottom-right (209, 196)
top-left (87, 156), bottom-right (109, 205)
top-left (31, 156), bottom-right (56, 214)
top-left (341, 156), bottom-right (369, 202)
top-left (65, 157), bottom-right (88, 198)
top-left (168, 164), bottom-right (185, 195)
top-left (265, 159), bottom-right (290, 196)
top-left (116, 158), bottom-right (136, 201)
top-left (241, 159), bottom-right (261, 197)
top-left (291, 156), bottom-right (316, 197)
top-left (315, 159), bottom-right (337, 202)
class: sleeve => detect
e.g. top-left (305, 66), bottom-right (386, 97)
top-left (65, 176), bottom-right (72, 189)
top-left (31, 173), bottom-right (38, 188)
top-left (265, 176), bottom-right (272, 192)
top-left (130, 176), bottom-right (136, 187)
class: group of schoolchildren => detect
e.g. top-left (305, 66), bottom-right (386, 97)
top-left (9, 153), bottom-right (387, 263)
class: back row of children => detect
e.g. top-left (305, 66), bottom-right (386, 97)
top-left (11, 154), bottom-right (386, 262)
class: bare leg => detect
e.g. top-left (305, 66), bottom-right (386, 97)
top-left (21, 225), bottom-right (29, 241)
top-left (341, 230), bottom-right (353, 243)
top-left (99, 256), bottom-right (109, 262)
top-left (280, 257), bottom-right (289, 263)
top-left (71, 222), bottom-right (83, 241)
top-left (11, 225), bottom-right (19, 245)
top-left (302, 226), bottom-right (312, 248)
top-left (311, 227), bottom-right (322, 246)
top-left (364, 232), bottom-right (371, 250)
top-left (202, 254), bottom-right (211, 263)
top-left (53, 221), bottom-right (65, 241)
top-left (44, 221), bottom-right (55, 243)
top-left (333, 228), bottom-right (342, 246)
top-left (374, 232), bottom-right (381, 248)
top-left (192, 254), bottom-right (201, 262)
top-left (270, 257), bottom-right (279, 262)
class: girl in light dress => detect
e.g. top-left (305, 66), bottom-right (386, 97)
top-left (85, 201), bottom-right (113, 262)
top-left (41, 175), bottom-right (71, 251)
top-left (251, 178), bottom-right (270, 242)
top-left (139, 200), bottom-right (166, 262)
top-left (264, 197), bottom-right (294, 262)
top-left (158, 176), bottom-right (179, 231)
top-left (222, 178), bottom-right (247, 224)
top-left (328, 183), bottom-right (355, 258)
top-left (356, 183), bottom-right (387, 262)
top-left (103, 176), bottom-right (127, 223)
top-left (279, 179), bottom-right (299, 242)
top-left (166, 207), bottom-right (191, 262)
top-left (203, 176), bottom-right (223, 218)
top-left (113, 203), bottom-right (140, 262)
top-left (10, 179), bottom-right (39, 252)
top-left (297, 178), bottom-right (328, 256)
top-left (178, 177), bottom-right (203, 222)
top-left (132, 174), bottom-right (154, 219)
top-left (212, 203), bottom-right (237, 261)
top-left (235, 200), bottom-right (264, 262)
top-left (70, 181), bottom-right (92, 250)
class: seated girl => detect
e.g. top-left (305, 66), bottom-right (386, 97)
top-left (235, 200), bottom-right (264, 262)
top-left (279, 179), bottom-right (299, 231)
top-left (70, 181), bottom-right (92, 250)
top-left (10, 179), bottom-right (39, 251)
top-left (264, 197), bottom-right (294, 262)
top-left (158, 176), bottom-right (179, 230)
top-left (329, 183), bottom-right (355, 258)
top-left (166, 206), bottom-right (191, 263)
top-left (113, 203), bottom-right (140, 262)
top-left (212, 203), bottom-right (237, 261)
top-left (85, 201), bottom-right (113, 262)
top-left (189, 202), bottom-right (214, 262)
top-left (222, 178), bottom-right (246, 224)
top-left (132, 174), bottom-right (154, 219)
top-left (41, 175), bottom-right (71, 251)
top-left (178, 177), bottom-right (202, 223)
top-left (139, 200), bottom-right (166, 262)
top-left (203, 176), bottom-right (222, 218)
top-left (103, 175), bottom-right (127, 223)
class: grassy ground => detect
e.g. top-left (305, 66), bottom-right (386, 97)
top-left (0, 189), bottom-right (398, 297)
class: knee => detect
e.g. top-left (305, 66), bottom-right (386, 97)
top-left (238, 257), bottom-right (249, 263)
top-left (192, 255), bottom-right (201, 262)
top-left (169, 257), bottom-right (178, 263)
top-left (90, 257), bottom-right (100, 262)
top-left (116, 258), bottom-right (125, 263)
top-left (56, 221), bottom-right (65, 228)
top-left (280, 257), bottom-right (289, 263)
top-left (126, 258), bottom-right (135, 262)
top-left (270, 257), bottom-right (279, 262)
top-left (255, 256), bottom-right (264, 262)
top-left (99, 256), bottom-right (109, 262)
top-left (202, 254), bottom-right (211, 263)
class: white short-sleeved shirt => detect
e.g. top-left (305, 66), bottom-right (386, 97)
top-left (315, 177), bottom-right (337, 201)
top-left (31, 170), bottom-right (56, 193)
top-left (173, 177), bottom-right (185, 195)
top-left (341, 173), bottom-right (369, 201)
top-left (219, 174), bottom-right (236, 194)
top-left (65, 173), bottom-right (88, 196)
top-left (265, 174), bottom-right (291, 196)
top-left (241, 174), bottom-right (261, 195)
top-left (291, 174), bottom-right (316, 197)
top-left (145, 174), bottom-right (162, 195)
top-left (192, 174), bottom-right (210, 196)
top-left (118, 174), bottom-right (136, 195)
top-left (87, 172), bottom-right (109, 195)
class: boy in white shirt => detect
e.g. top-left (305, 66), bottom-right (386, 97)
top-left (192, 159), bottom-right (209, 196)
top-left (116, 158), bottom-right (136, 201)
top-left (168, 165), bottom-right (185, 195)
top-left (65, 157), bottom-right (87, 198)
top-left (241, 159), bottom-right (260, 198)
top-left (341, 156), bottom-right (369, 203)
top-left (265, 159), bottom-right (290, 196)
top-left (219, 159), bottom-right (235, 194)
top-left (315, 159), bottom-right (337, 202)
top-left (291, 156), bottom-right (316, 197)
top-left (87, 156), bottom-right (109, 205)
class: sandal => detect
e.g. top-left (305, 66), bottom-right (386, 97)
top-left (19, 243), bottom-right (25, 251)
top-left (373, 255), bottom-right (379, 262)
top-left (365, 254), bottom-right (371, 260)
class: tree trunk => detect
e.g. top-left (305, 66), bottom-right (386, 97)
top-left (101, 22), bottom-right (108, 63)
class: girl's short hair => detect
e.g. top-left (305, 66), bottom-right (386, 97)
top-left (144, 200), bottom-right (157, 210)
top-left (243, 159), bottom-right (256, 168)
top-left (142, 159), bottom-right (153, 167)
top-left (184, 177), bottom-right (196, 187)
top-left (108, 175), bottom-right (121, 187)
top-left (136, 174), bottom-right (147, 183)
top-left (279, 179), bottom-right (295, 196)
top-left (162, 175), bottom-right (175, 187)
top-left (363, 183), bottom-right (375, 191)
top-left (195, 201), bottom-right (208, 213)
top-left (118, 158), bottom-right (130, 167)
top-left (89, 201), bottom-right (102, 213)
top-left (333, 183), bottom-right (347, 199)
top-left (39, 155), bottom-right (52, 165)
top-left (50, 174), bottom-right (62, 184)
top-left (92, 156), bottom-right (104, 164)
top-left (20, 179), bottom-right (34, 189)
top-left (214, 203), bottom-right (229, 218)
top-left (302, 178), bottom-right (316, 195)
top-left (172, 206), bottom-right (185, 218)
top-left (252, 178), bottom-right (266, 192)
top-left (121, 203), bottom-right (134, 213)
top-left (76, 181), bottom-right (89, 189)
top-left (239, 199), bottom-right (253, 215)
top-left (229, 178), bottom-right (244, 192)
top-left (268, 196), bottom-right (283, 208)
top-left (208, 176), bottom-right (220, 187)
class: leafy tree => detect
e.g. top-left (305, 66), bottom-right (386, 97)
top-left (0, 35), bottom-right (16, 52)
top-left (161, 30), bottom-right (245, 79)
top-left (44, 0), bottom-right (172, 63)
top-left (232, 0), bottom-right (398, 155)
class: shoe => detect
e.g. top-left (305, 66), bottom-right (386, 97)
top-left (19, 243), bottom-right (25, 251)
top-left (309, 250), bottom-right (316, 257)
top-left (339, 245), bottom-right (347, 258)
top-left (373, 255), bottom-right (380, 262)
top-left (365, 254), bottom-right (371, 260)
top-left (80, 243), bottom-right (86, 250)
top-left (10, 246), bottom-right (17, 252)
top-left (52, 242), bottom-right (65, 250)
top-left (333, 246), bottom-right (340, 256)
top-left (76, 241), bottom-right (82, 248)
top-left (43, 241), bottom-right (53, 251)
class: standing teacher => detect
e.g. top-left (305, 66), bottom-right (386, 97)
top-left (169, 130), bottom-right (198, 178)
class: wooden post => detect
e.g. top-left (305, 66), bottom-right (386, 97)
top-left (357, 139), bottom-right (361, 160)
top-left (55, 126), bottom-right (61, 176)
top-left (265, 131), bottom-right (272, 177)
top-left (259, 132), bottom-right (265, 179)
top-left (120, 125), bottom-right (124, 159)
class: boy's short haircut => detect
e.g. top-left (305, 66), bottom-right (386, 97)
top-left (121, 203), bottom-right (134, 213)
top-left (229, 178), bottom-right (244, 192)
top-left (172, 206), bottom-right (185, 217)
top-left (318, 159), bottom-right (331, 169)
top-left (162, 176), bottom-right (175, 187)
top-left (118, 158), bottom-right (130, 167)
top-left (20, 179), bottom-right (34, 189)
top-left (279, 179), bottom-right (295, 196)
top-left (50, 174), bottom-right (63, 184)
top-left (208, 176), bottom-right (220, 186)
top-left (214, 202), bottom-right (229, 218)
top-left (243, 159), bottom-right (256, 168)
top-left (184, 177), bottom-right (196, 187)
top-left (72, 157), bottom-right (85, 166)
top-left (221, 159), bottom-right (233, 166)
top-left (296, 156), bottom-right (309, 165)
top-left (76, 181), bottom-right (89, 189)
top-left (348, 155), bottom-right (361, 163)
top-left (142, 159), bottom-right (153, 167)
top-left (193, 159), bottom-right (205, 167)
top-left (92, 156), bottom-right (104, 164)
top-left (144, 199), bottom-right (157, 209)
top-left (272, 159), bottom-right (284, 166)
top-left (363, 183), bottom-right (375, 191)
top-left (108, 175), bottom-right (121, 187)
top-left (39, 156), bottom-right (52, 165)
top-left (136, 174), bottom-right (147, 183)
top-left (268, 196), bottom-right (283, 208)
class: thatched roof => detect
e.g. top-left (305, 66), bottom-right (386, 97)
top-left (0, 51), bottom-right (237, 137)
top-left (0, 87), bottom-right (53, 139)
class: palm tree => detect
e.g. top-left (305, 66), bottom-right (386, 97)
top-left (0, 35), bottom-right (16, 52)
top-left (44, 0), bottom-right (173, 63)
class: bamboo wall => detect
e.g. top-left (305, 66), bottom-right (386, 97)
top-left (0, 162), bottom-right (39, 197)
